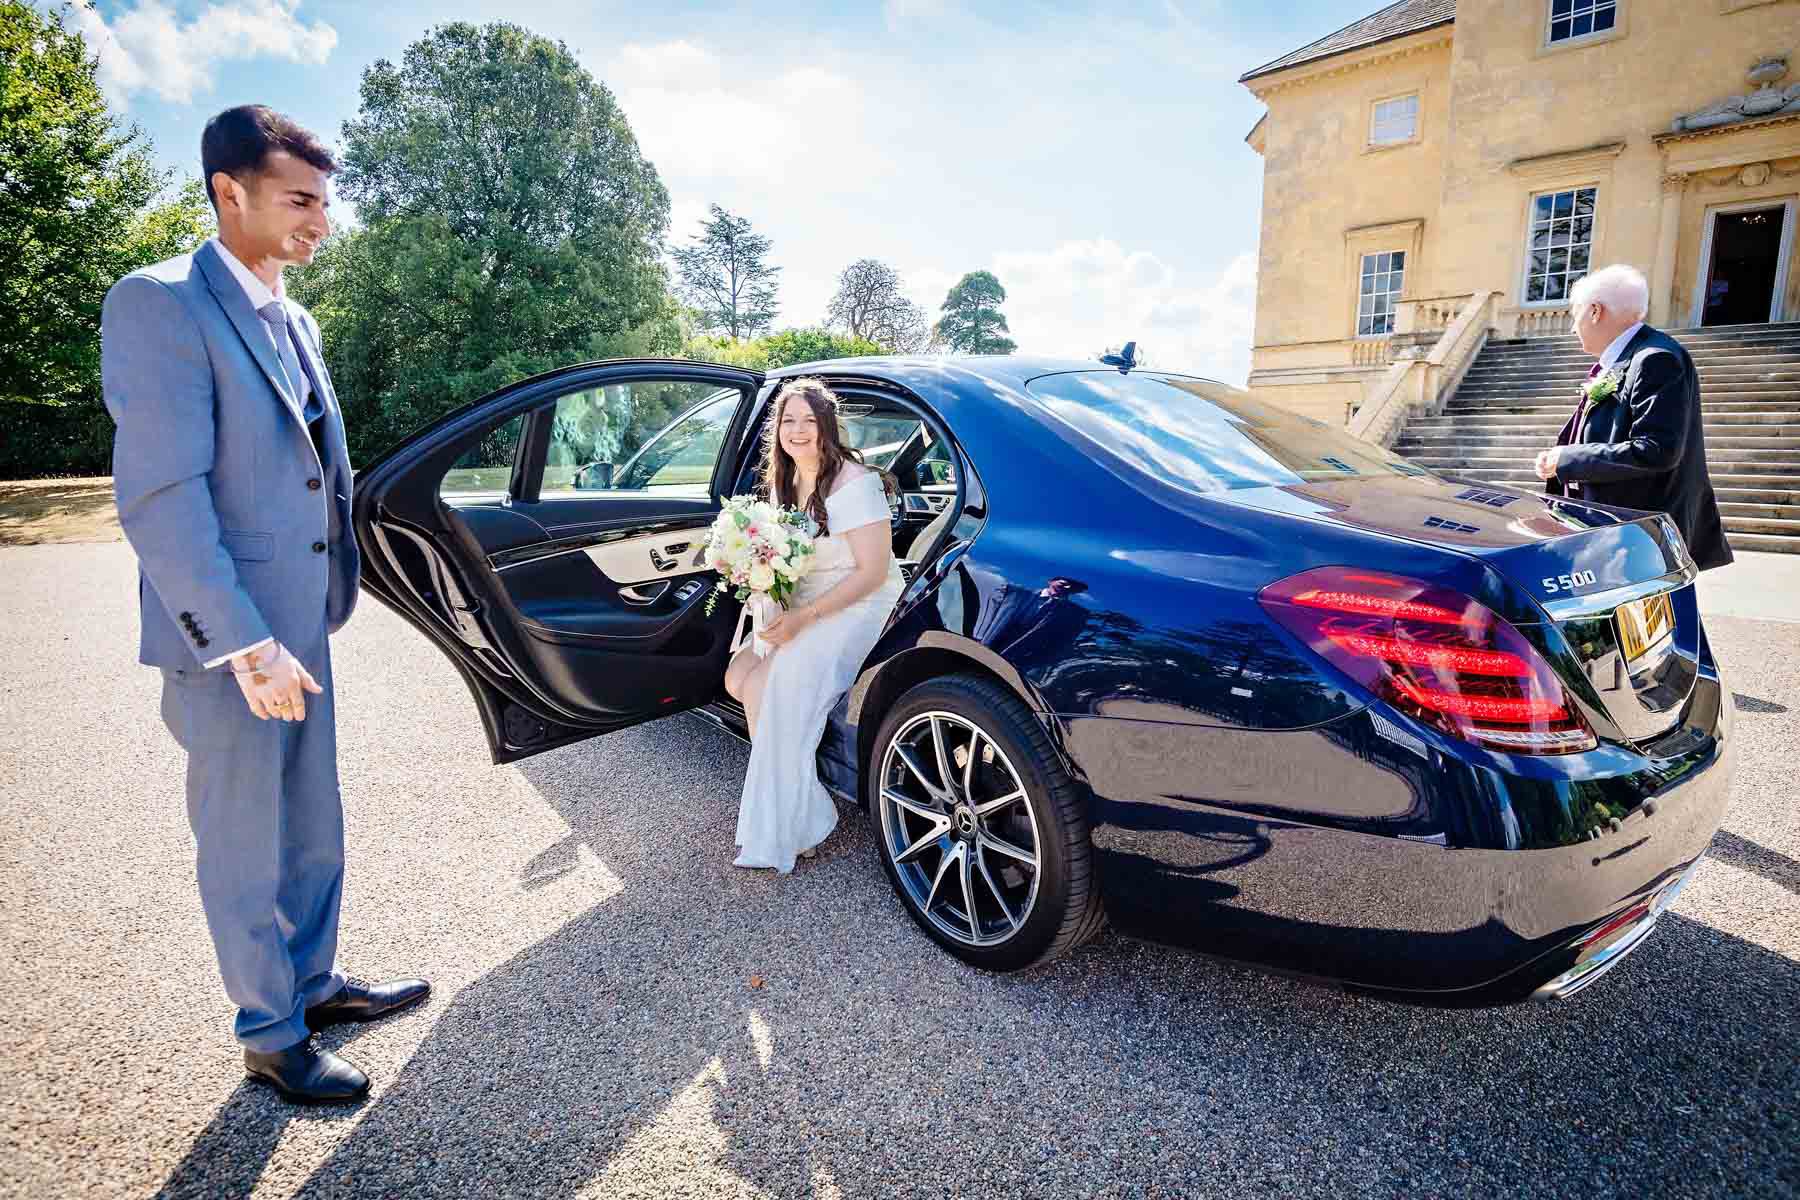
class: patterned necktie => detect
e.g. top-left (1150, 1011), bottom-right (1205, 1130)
top-left (256, 301), bottom-right (324, 425)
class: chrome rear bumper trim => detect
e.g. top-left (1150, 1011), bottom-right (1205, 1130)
top-left (1532, 856), bottom-right (1702, 1001)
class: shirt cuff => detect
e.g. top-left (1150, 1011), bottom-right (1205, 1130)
top-left (204, 636), bottom-right (274, 670)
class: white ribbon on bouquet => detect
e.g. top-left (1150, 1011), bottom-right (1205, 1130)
top-left (729, 592), bottom-right (782, 658)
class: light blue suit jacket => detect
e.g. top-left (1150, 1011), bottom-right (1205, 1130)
top-left (102, 240), bottom-right (359, 669)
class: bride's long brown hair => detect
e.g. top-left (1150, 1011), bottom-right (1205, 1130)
top-left (760, 377), bottom-right (865, 535)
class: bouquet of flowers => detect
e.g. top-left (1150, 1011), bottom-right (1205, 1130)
top-left (703, 495), bottom-right (816, 657)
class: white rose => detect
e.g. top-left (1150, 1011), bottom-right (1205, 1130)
top-left (748, 563), bottom-right (775, 592)
top-left (769, 556), bottom-right (793, 578)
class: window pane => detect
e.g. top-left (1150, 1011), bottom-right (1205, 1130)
top-left (1533, 195), bottom-right (1555, 222)
top-left (1553, 0), bottom-right (1573, 14)
top-left (1544, 275), bottom-right (1568, 302)
top-left (1391, 251), bottom-right (1405, 270)
top-left (1570, 246), bottom-right (1591, 274)
top-left (1553, 190), bottom-right (1575, 217)
top-left (1550, 19), bottom-right (1572, 41)
top-left (1530, 250), bottom-right (1550, 276)
top-left (1594, 6), bottom-right (1615, 31)
top-left (541, 381), bottom-right (742, 498)
top-left (1572, 216), bottom-right (1593, 243)
top-left (440, 414), bottom-right (526, 502)
top-left (1575, 188), bottom-right (1596, 216)
top-left (1571, 13), bottom-right (1592, 36)
top-left (1362, 255), bottom-right (1377, 278)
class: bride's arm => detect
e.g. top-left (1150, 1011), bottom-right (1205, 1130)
top-left (798, 519), bottom-right (894, 623)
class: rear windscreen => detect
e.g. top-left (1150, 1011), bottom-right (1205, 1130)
top-left (1025, 371), bottom-right (1432, 496)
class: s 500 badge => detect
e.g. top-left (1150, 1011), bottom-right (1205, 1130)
top-left (1542, 570), bottom-right (1597, 594)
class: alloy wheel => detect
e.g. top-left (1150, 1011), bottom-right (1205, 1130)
top-left (876, 710), bottom-right (1042, 947)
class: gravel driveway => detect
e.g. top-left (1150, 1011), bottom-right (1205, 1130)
top-left (1, 542), bottom-right (1795, 1199)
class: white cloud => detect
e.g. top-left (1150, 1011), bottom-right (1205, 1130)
top-left (606, 41), bottom-right (884, 184)
top-left (73, 0), bottom-right (337, 105)
top-left (915, 241), bottom-right (1256, 384)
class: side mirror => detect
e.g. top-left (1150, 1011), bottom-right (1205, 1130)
top-left (573, 461), bottom-right (614, 490)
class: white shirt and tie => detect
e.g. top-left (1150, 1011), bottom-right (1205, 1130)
top-left (204, 237), bottom-right (323, 667)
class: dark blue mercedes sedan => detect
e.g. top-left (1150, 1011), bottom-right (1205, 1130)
top-left (354, 354), bottom-right (1732, 1005)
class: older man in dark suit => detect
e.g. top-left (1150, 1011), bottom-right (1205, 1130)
top-left (1535, 264), bottom-right (1733, 570)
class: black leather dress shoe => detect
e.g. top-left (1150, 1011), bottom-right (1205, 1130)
top-left (305, 976), bottom-right (431, 1032)
top-left (244, 1041), bottom-right (369, 1105)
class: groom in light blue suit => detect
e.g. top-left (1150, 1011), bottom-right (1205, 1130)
top-left (103, 106), bottom-right (427, 1105)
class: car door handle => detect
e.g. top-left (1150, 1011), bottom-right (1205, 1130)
top-left (619, 580), bottom-right (672, 605)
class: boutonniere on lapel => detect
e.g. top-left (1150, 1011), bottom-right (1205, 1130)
top-left (1583, 368), bottom-right (1624, 405)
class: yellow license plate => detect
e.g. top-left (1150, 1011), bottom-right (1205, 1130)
top-left (1616, 591), bottom-right (1675, 666)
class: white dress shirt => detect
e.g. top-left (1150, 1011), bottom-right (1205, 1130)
top-left (1598, 321), bottom-right (1644, 372)
top-left (204, 238), bottom-right (293, 669)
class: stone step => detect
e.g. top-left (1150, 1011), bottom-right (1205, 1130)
top-left (1406, 452), bottom-right (1800, 472)
top-left (1719, 501), bottom-right (1800, 521)
top-left (1725, 532), bottom-right (1800, 554)
top-left (1415, 414), bottom-right (1800, 430)
top-left (1396, 434), bottom-right (1800, 453)
top-left (1722, 516), bottom-right (1800, 538)
top-left (1442, 401), bottom-right (1800, 416)
top-left (1456, 378), bottom-right (1800, 395)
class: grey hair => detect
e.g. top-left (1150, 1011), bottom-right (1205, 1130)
top-left (1570, 265), bottom-right (1650, 321)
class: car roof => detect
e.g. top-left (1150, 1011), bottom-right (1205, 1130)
top-left (767, 354), bottom-right (1242, 397)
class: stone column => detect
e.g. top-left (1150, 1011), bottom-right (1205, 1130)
top-left (1650, 173), bottom-right (1687, 326)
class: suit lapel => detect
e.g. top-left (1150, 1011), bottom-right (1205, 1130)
top-left (195, 242), bottom-right (306, 428)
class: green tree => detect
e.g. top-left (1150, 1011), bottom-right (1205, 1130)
top-left (0, 1), bottom-right (213, 475)
top-left (671, 204), bottom-right (780, 340)
top-left (291, 21), bottom-right (674, 464)
top-left (933, 270), bottom-right (1016, 355)
top-left (680, 327), bottom-right (886, 372)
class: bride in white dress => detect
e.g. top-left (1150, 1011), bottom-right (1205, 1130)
top-left (723, 378), bottom-right (906, 873)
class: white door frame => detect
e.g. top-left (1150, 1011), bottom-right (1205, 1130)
top-left (1690, 196), bottom-right (1796, 327)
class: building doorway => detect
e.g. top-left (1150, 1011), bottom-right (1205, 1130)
top-left (1696, 200), bottom-right (1794, 327)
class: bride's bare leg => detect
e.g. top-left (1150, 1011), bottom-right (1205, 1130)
top-left (742, 651), bottom-right (777, 740)
top-left (724, 646), bottom-right (760, 704)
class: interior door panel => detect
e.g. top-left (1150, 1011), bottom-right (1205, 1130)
top-left (351, 360), bottom-right (764, 762)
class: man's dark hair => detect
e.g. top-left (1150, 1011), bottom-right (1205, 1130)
top-left (200, 105), bottom-right (338, 210)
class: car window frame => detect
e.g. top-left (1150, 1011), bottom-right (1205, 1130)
top-left (513, 378), bottom-right (756, 505)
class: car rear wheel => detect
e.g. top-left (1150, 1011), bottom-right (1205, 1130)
top-left (869, 674), bottom-right (1104, 970)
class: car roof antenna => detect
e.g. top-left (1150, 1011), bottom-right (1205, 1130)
top-left (1100, 341), bottom-right (1137, 373)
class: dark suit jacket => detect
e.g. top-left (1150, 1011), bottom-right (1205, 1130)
top-left (1549, 324), bottom-right (1733, 570)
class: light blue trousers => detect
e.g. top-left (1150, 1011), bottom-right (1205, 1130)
top-left (160, 637), bottom-right (345, 1052)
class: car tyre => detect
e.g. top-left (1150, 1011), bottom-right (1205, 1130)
top-left (869, 673), bottom-right (1104, 970)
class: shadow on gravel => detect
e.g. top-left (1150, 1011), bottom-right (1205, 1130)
top-left (1709, 830), bottom-right (1800, 898)
top-left (1733, 693), bottom-right (1790, 714)
top-left (156, 719), bottom-right (1800, 1198)
top-left (153, 1079), bottom-right (358, 1199)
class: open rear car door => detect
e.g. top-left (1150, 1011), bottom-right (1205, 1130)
top-left (351, 360), bottom-right (763, 762)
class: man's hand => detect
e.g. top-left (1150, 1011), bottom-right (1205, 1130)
top-left (231, 642), bottom-right (322, 721)
top-left (1534, 448), bottom-right (1561, 481)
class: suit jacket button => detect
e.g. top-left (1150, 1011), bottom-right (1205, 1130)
top-left (196, 637), bottom-right (210, 648)
top-left (307, 479), bottom-right (322, 491)
top-left (312, 541), bottom-right (327, 553)
top-left (180, 611), bottom-right (193, 621)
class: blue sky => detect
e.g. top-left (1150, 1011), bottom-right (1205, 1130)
top-left (67, 0), bottom-right (1376, 383)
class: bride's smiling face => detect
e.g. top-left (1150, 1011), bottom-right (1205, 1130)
top-left (778, 400), bottom-right (821, 464)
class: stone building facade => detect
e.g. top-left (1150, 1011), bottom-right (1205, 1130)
top-left (1241, 0), bottom-right (1800, 423)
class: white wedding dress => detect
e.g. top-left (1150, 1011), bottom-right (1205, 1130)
top-left (734, 469), bottom-right (906, 872)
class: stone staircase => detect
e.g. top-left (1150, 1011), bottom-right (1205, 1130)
top-left (1393, 322), bottom-right (1800, 555)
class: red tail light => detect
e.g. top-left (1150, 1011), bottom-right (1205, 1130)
top-left (1258, 566), bottom-right (1597, 755)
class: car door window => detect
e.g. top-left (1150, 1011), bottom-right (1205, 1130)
top-left (439, 413), bottom-right (527, 503)
top-left (542, 383), bottom-right (741, 499)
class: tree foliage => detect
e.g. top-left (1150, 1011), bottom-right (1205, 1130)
top-left (681, 327), bottom-right (886, 372)
top-left (0, 1), bottom-right (213, 475)
top-left (0, 1), bottom-right (209, 410)
top-left (933, 270), bottom-right (1016, 355)
top-left (291, 21), bottom-right (675, 464)
top-left (825, 259), bottom-right (928, 353)
top-left (671, 204), bottom-right (780, 340)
